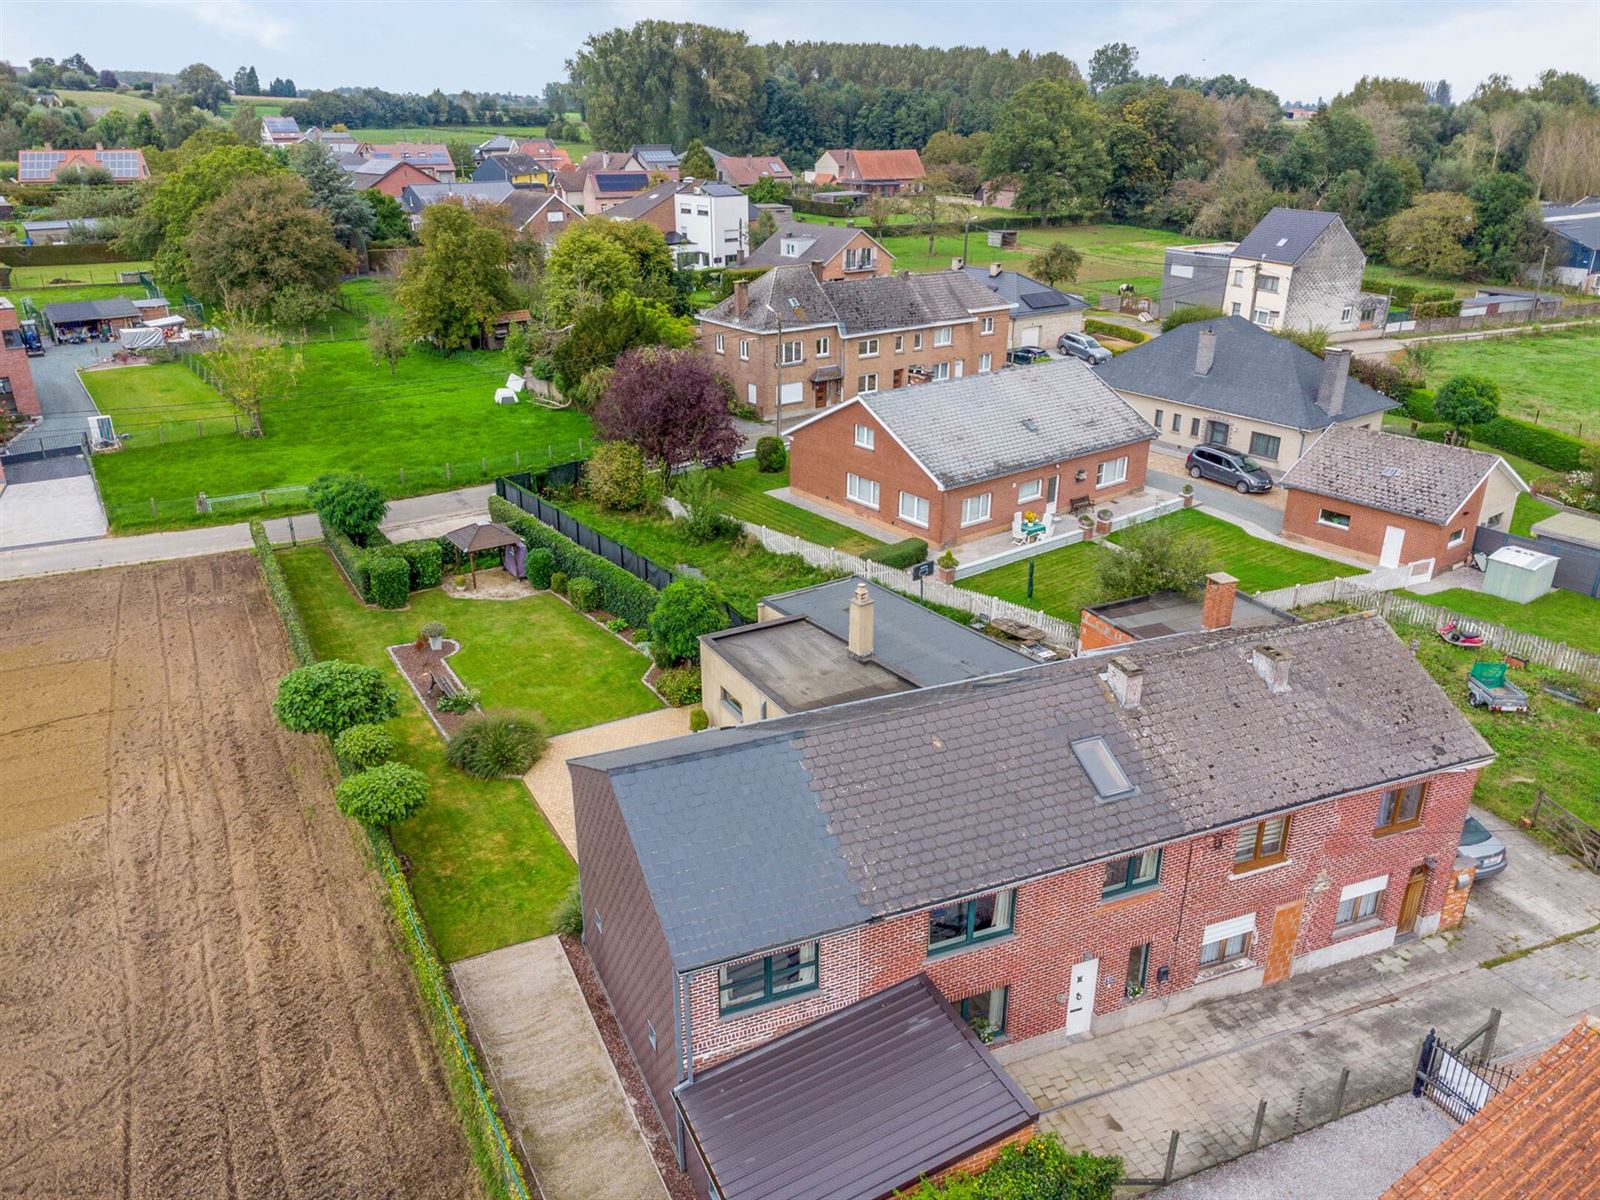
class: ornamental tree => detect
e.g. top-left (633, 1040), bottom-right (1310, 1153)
top-left (308, 472), bottom-right (388, 544)
top-left (274, 661), bottom-right (400, 736)
top-left (593, 347), bottom-right (741, 488)
top-left (647, 578), bottom-right (729, 666)
top-left (1434, 374), bottom-right (1501, 441)
top-left (335, 762), bottom-right (428, 827)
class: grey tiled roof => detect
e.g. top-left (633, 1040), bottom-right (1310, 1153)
top-left (599, 180), bottom-right (682, 220)
top-left (1280, 426), bottom-right (1511, 525)
top-left (1232, 207), bottom-right (1343, 264)
top-left (579, 614), bottom-right (1490, 970)
top-left (763, 578), bottom-right (1034, 686)
top-left (704, 265), bottom-right (835, 333)
top-left (741, 221), bottom-right (881, 271)
top-left (1095, 316), bottom-right (1396, 429)
top-left (855, 360), bottom-right (1156, 488)
top-left (702, 265), bottom-right (1006, 336)
top-left (399, 181), bottom-right (514, 212)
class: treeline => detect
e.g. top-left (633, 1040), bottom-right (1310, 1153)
top-left (282, 87), bottom-right (550, 132)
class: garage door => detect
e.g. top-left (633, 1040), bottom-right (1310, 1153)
top-left (1019, 325), bottom-right (1042, 346)
top-left (779, 381), bottom-right (805, 407)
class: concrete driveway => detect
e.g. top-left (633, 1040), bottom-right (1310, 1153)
top-left (18, 341), bottom-right (107, 446)
top-left (995, 808), bottom-right (1600, 1183)
top-left (525, 708), bottom-right (690, 857)
top-left (1149, 448), bottom-right (1286, 536)
top-left (453, 938), bottom-right (667, 1200)
top-left (0, 459), bottom-right (106, 548)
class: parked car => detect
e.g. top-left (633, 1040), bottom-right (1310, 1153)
top-left (1185, 445), bottom-right (1273, 494)
top-left (1457, 815), bottom-right (1507, 881)
top-left (1057, 331), bottom-right (1112, 365)
top-left (1006, 346), bottom-right (1050, 366)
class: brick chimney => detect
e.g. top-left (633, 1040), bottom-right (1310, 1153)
top-left (847, 581), bottom-right (874, 659)
top-left (1194, 328), bottom-right (1217, 376)
top-left (1105, 655), bottom-right (1144, 709)
top-left (809, 258), bottom-right (826, 282)
top-left (1318, 347), bottom-right (1352, 416)
top-left (1201, 571), bottom-right (1238, 630)
top-left (1252, 645), bottom-right (1292, 694)
top-left (733, 280), bottom-right (749, 318)
top-left (989, 261), bottom-right (1003, 278)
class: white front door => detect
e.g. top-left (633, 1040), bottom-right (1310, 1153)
top-left (1380, 525), bottom-right (1406, 568)
top-left (1065, 957), bottom-right (1098, 1036)
top-left (954, 359), bottom-right (964, 378)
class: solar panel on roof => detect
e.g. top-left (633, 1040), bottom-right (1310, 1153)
top-left (1019, 290), bottom-right (1070, 310)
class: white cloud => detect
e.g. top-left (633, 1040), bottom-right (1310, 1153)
top-left (139, 0), bottom-right (294, 52)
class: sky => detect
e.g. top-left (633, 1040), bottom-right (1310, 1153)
top-left (5, 0), bottom-right (1598, 102)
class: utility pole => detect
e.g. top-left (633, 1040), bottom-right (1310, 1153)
top-left (961, 210), bottom-right (974, 268)
top-left (774, 312), bottom-right (784, 439)
top-left (1530, 246), bottom-right (1549, 328)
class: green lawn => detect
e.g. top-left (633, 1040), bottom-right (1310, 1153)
top-left (959, 508), bottom-right (1360, 621)
top-left (3, 282), bottom-right (147, 313)
top-left (53, 87), bottom-right (163, 115)
top-left (5, 261), bottom-right (151, 288)
top-left (1511, 493), bottom-right (1562, 538)
top-left (81, 362), bottom-right (236, 442)
top-left (349, 124), bottom-right (594, 158)
top-left (279, 545), bottom-right (659, 960)
top-left (1359, 264), bottom-right (1478, 300)
top-left (1421, 326), bottom-right (1600, 436)
top-left (711, 459), bottom-right (885, 555)
top-left (1411, 587), bottom-right (1600, 658)
top-left (92, 339), bottom-right (593, 531)
top-left (556, 493), bottom-right (841, 617)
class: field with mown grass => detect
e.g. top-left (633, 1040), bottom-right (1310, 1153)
top-left (279, 545), bottom-right (659, 960)
top-left (91, 338), bottom-right (593, 530)
top-left (51, 88), bottom-right (162, 115)
top-left (1419, 325), bottom-right (1600, 437)
top-left (4, 261), bottom-right (152, 288)
top-left (348, 124), bottom-right (594, 158)
top-left (3, 281), bottom-right (147, 313)
top-left (1511, 493), bottom-right (1562, 537)
top-left (81, 362), bottom-right (236, 442)
top-left (958, 507), bottom-right (1360, 621)
top-left (710, 459), bottom-right (885, 555)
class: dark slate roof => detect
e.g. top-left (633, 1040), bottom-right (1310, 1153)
top-left (702, 265), bottom-right (1006, 336)
top-left (741, 221), bottom-right (882, 271)
top-left (678, 974), bottom-right (1038, 1200)
top-left (43, 298), bottom-right (140, 323)
top-left (629, 143), bottom-right (680, 168)
top-left (600, 180), bottom-right (682, 220)
top-left (1281, 426), bottom-right (1516, 526)
top-left (1095, 316), bottom-right (1397, 429)
top-left (961, 266), bottom-right (1088, 314)
top-left (577, 614), bottom-right (1491, 971)
top-left (1232, 207), bottom-right (1344, 265)
top-left (763, 578), bottom-right (1034, 686)
top-left (399, 181), bottom-right (514, 212)
top-left (843, 360), bottom-right (1156, 489)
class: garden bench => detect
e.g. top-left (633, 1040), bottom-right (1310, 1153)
top-left (422, 670), bottom-right (462, 702)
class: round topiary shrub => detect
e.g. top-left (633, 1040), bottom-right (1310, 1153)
top-left (333, 722), bottom-right (395, 774)
top-left (584, 441), bottom-right (651, 511)
top-left (754, 435), bottom-right (787, 473)
top-left (445, 710), bottom-right (549, 779)
top-left (550, 570), bottom-right (568, 596)
top-left (274, 660), bottom-right (399, 735)
top-left (335, 761), bottom-right (428, 826)
top-left (648, 578), bottom-right (729, 666)
top-left (688, 707), bottom-right (709, 732)
top-left (567, 575), bottom-right (600, 611)
top-left (525, 548), bottom-right (555, 589)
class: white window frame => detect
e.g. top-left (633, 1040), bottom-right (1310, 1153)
top-left (781, 340), bottom-right (803, 366)
top-left (1253, 308), bottom-right (1272, 326)
top-left (1447, 528), bottom-right (1465, 547)
top-left (856, 373), bottom-right (879, 395)
top-left (1096, 457), bottom-right (1129, 487)
top-left (980, 316), bottom-right (995, 335)
top-left (1232, 269), bottom-right (1244, 286)
top-left (846, 472), bottom-right (880, 510)
top-left (739, 339), bottom-right (750, 362)
top-left (979, 353), bottom-right (992, 374)
top-left (1317, 508), bottom-right (1352, 530)
top-left (854, 423), bottom-right (875, 450)
top-left (1018, 479), bottom-right (1043, 503)
top-left (858, 337), bottom-right (880, 358)
top-left (894, 335), bottom-right (904, 353)
top-left (1341, 306), bottom-right (1353, 323)
top-left (816, 336), bottom-right (830, 358)
top-left (960, 493), bottom-right (992, 527)
top-left (898, 491), bottom-right (929, 527)
top-left (932, 361), bottom-right (950, 381)
top-left (1230, 302), bottom-right (1242, 316)
top-left (1257, 275), bottom-right (1280, 294)
top-left (934, 326), bottom-right (953, 347)
top-left (714, 332), bottom-right (725, 354)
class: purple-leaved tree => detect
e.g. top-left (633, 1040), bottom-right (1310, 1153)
top-left (593, 348), bottom-right (742, 487)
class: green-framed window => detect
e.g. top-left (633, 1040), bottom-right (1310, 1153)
top-left (956, 986), bottom-right (1009, 1039)
top-left (928, 890), bottom-right (1015, 955)
top-left (718, 943), bottom-right (818, 1014)
top-left (1101, 848), bottom-right (1163, 900)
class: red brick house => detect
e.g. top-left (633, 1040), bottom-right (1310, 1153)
top-left (699, 263), bottom-right (1010, 418)
top-left (502, 190), bottom-right (583, 246)
top-left (345, 158), bottom-right (442, 198)
top-left (715, 154), bottom-right (794, 188)
top-left (1281, 426), bottom-right (1527, 575)
top-left (786, 359), bottom-right (1156, 546)
top-left (812, 148), bottom-right (926, 195)
top-left (572, 614), bottom-right (1492, 1199)
top-left (0, 299), bottom-right (41, 419)
top-left (18, 145), bottom-right (148, 183)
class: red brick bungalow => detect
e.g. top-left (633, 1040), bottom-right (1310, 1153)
top-left (0, 298), bottom-right (41, 419)
top-left (786, 359), bottom-right (1156, 547)
top-left (571, 614), bottom-right (1492, 1199)
top-left (1280, 425), bottom-right (1527, 575)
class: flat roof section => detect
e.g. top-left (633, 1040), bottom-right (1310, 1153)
top-left (1089, 590), bottom-right (1294, 640)
top-left (705, 616), bottom-right (913, 713)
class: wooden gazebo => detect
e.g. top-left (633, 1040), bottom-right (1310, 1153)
top-left (443, 522), bottom-right (523, 588)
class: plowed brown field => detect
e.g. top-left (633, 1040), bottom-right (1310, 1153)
top-left (0, 555), bottom-right (478, 1199)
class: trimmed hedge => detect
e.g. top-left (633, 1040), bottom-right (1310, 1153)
top-left (1473, 416), bottom-right (1586, 472)
top-left (525, 548), bottom-right (555, 589)
top-left (395, 539), bottom-right (443, 590)
top-left (249, 521), bottom-right (314, 666)
top-left (864, 537), bottom-right (929, 568)
top-left (1085, 318), bottom-right (1147, 344)
top-left (1412, 298), bottom-right (1462, 319)
top-left (489, 495), bottom-right (660, 628)
top-left (325, 526), bottom-right (375, 599)
top-left (567, 576), bottom-right (600, 611)
top-left (367, 554), bottom-right (410, 609)
top-left (0, 242), bottom-right (130, 267)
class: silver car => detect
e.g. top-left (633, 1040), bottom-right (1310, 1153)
top-left (1458, 816), bottom-right (1508, 881)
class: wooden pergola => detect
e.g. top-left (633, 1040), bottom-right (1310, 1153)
top-left (443, 522), bottom-right (522, 588)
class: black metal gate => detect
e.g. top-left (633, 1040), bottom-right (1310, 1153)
top-left (1412, 1027), bottom-right (1517, 1121)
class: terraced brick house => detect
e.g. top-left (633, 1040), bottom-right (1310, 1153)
top-left (0, 299), bottom-right (41, 419)
top-left (698, 264), bottom-right (1010, 418)
top-left (572, 614), bottom-right (1492, 1200)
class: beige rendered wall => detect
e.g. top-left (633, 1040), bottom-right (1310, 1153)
top-left (1222, 259), bottom-right (1297, 326)
top-left (1117, 390), bottom-right (1381, 473)
top-left (698, 643), bottom-right (785, 730)
top-left (1479, 466), bottom-right (1522, 531)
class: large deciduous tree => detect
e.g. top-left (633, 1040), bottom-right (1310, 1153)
top-left (395, 201), bottom-right (515, 352)
top-left (177, 62), bottom-right (229, 112)
top-left (1087, 43), bottom-right (1139, 95)
top-left (551, 293), bottom-right (694, 394)
top-left (1028, 242), bottom-right (1084, 288)
top-left (185, 174), bottom-right (352, 318)
top-left (594, 347), bottom-right (741, 487)
top-left (1470, 171), bottom-right (1545, 280)
top-left (543, 220), bottom-right (675, 323)
top-left (982, 79), bottom-right (1109, 224)
top-left (1434, 374), bottom-right (1500, 441)
top-left (1384, 192), bottom-right (1476, 276)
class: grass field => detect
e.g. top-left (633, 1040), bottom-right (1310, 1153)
top-left (1360, 264), bottom-right (1478, 300)
top-left (81, 363), bottom-right (236, 441)
top-left (220, 96), bottom-right (287, 118)
top-left (1511, 493), bottom-right (1562, 537)
top-left (3, 282), bottom-right (147, 312)
top-left (959, 507), bottom-right (1360, 621)
top-left (52, 87), bottom-right (162, 115)
top-left (349, 124), bottom-right (594, 158)
top-left (1411, 586), bottom-right (1600, 658)
top-left (279, 545), bottom-right (660, 960)
top-left (92, 339), bottom-right (593, 530)
top-left (711, 459), bottom-right (885, 555)
top-left (5, 261), bottom-right (151, 288)
top-left (1420, 325), bottom-right (1600, 436)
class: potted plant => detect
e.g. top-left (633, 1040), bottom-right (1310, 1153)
top-left (421, 621), bottom-right (446, 651)
top-left (1078, 512), bottom-right (1095, 541)
top-left (935, 549), bottom-right (958, 584)
top-left (1095, 507), bottom-right (1114, 537)
top-left (1182, 483), bottom-right (1195, 508)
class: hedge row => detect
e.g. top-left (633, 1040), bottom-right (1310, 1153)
top-left (1473, 416), bottom-right (1587, 472)
top-left (863, 537), bottom-right (929, 568)
top-left (1085, 318), bottom-right (1147, 344)
top-left (0, 241), bottom-right (131, 267)
top-left (368, 555), bottom-right (410, 609)
top-left (326, 527), bottom-right (445, 607)
top-left (325, 526), bottom-right (378, 599)
top-left (249, 522), bottom-right (314, 667)
top-left (489, 495), bottom-right (660, 627)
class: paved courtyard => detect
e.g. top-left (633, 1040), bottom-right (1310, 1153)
top-left (0, 463), bottom-right (107, 549)
top-left (994, 809), bottom-right (1600, 1183)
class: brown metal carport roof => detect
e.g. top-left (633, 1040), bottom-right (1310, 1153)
top-left (675, 974), bottom-right (1038, 1200)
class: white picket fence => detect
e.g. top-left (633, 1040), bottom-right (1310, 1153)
top-left (1253, 562), bottom-right (1417, 610)
top-left (741, 523), bottom-right (1081, 650)
top-left (1256, 575), bottom-right (1600, 681)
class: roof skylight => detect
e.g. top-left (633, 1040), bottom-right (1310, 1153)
top-left (1071, 737), bottom-right (1136, 801)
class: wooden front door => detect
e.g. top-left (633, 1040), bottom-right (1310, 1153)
top-left (1398, 866), bottom-right (1428, 935)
